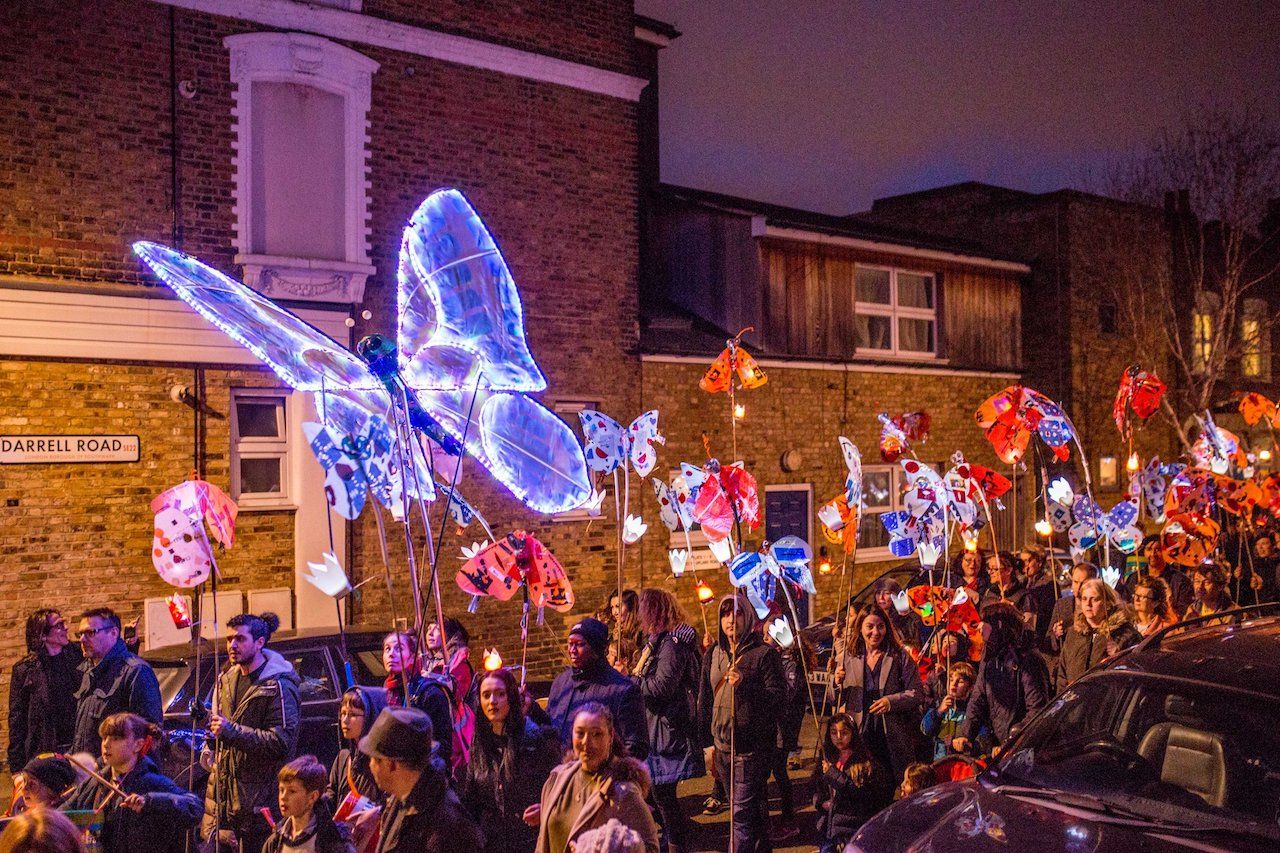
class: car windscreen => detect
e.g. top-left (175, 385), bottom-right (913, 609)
top-left (994, 673), bottom-right (1280, 829)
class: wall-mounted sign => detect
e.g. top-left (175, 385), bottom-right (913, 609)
top-left (0, 434), bottom-right (141, 464)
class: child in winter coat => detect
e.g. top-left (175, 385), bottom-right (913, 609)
top-left (894, 762), bottom-right (935, 800)
top-left (66, 712), bottom-right (202, 853)
top-left (811, 712), bottom-right (885, 853)
top-left (920, 662), bottom-right (990, 760)
top-left (263, 755), bottom-right (355, 853)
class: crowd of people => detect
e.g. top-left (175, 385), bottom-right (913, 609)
top-left (3, 531), bottom-right (1275, 852)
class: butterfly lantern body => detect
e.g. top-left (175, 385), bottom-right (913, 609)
top-left (456, 530), bottom-right (574, 612)
top-left (975, 385), bottom-right (1075, 464)
top-left (151, 480), bottom-right (238, 588)
top-left (133, 189), bottom-right (591, 515)
top-left (683, 460), bottom-right (761, 543)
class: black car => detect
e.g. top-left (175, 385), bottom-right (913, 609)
top-left (851, 604), bottom-right (1280, 852)
top-left (144, 626), bottom-right (392, 788)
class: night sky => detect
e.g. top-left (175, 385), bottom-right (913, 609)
top-left (636, 0), bottom-right (1280, 214)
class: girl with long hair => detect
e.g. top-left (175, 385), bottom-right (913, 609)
top-left (811, 712), bottom-right (883, 852)
top-left (461, 668), bottom-right (561, 853)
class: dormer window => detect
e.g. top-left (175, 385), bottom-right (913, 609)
top-left (854, 266), bottom-right (937, 357)
top-left (225, 32), bottom-right (378, 303)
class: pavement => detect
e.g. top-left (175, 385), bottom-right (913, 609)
top-left (681, 714), bottom-right (824, 853)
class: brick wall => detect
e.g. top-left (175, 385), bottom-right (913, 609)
top-left (0, 0), bottom-right (644, 751)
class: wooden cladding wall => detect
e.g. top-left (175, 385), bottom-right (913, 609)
top-left (760, 240), bottom-right (1022, 370)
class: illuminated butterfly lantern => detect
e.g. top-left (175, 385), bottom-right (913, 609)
top-left (134, 189), bottom-right (591, 515)
top-left (1129, 456), bottom-right (1184, 523)
top-left (880, 459), bottom-right (947, 558)
top-left (878, 411), bottom-right (930, 463)
top-left (1163, 467), bottom-right (1216, 518)
top-left (1161, 512), bottom-right (1220, 567)
top-left (839, 437), bottom-right (864, 510)
top-left (456, 530), bottom-right (574, 612)
top-left (700, 329), bottom-right (768, 393)
top-left (682, 460), bottom-right (761, 543)
top-left (579, 410), bottom-right (663, 478)
top-left (652, 475), bottom-right (695, 532)
top-left (1239, 392), bottom-right (1280, 428)
top-left (150, 479), bottom-right (238, 588)
top-left (303, 406), bottom-right (401, 521)
top-left (1191, 412), bottom-right (1249, 476)
top-left (975, 385), bottom-right (1075, 464)
top-left (1068, 495), bottom-right (1142, 555)
top-left (1212, 474), bottom-right (1265, 517)
top-left (1113, 365), bottom-right (1166, 444)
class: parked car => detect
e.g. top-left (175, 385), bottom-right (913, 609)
top-left (143, 625), bottom-right (555, 788)
top-left (851, 604), bottom-right (1280, 852)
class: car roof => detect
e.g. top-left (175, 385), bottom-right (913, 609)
top-left (1105, 605), bottom-right (1280, 698)
top-left (143, 625), bottom-right (389, 663)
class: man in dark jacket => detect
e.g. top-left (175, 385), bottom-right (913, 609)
top-left (955, 602), bottom-right (1051, 756)
top-left (546, 618), bottom-right (649, 760)
top-left (363, 707), bottom-right (484, 853)
top-left (71, 608), bottom-right (161, 755)
top-left (9, 608), bottom-right (82, 769)
top-left (205, 612), bottom-right (301, 853)
top-left (1044, 562), bottom-right (1098, 655)
top-left (697, 594), bottom-right (786, 853)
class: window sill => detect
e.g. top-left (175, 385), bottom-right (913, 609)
top-left (235, 496), bottom-right (298, 512)
top-left (238, 254), bottom-right (375, 304)
top-left (854, 349), bottom-right (942, 362)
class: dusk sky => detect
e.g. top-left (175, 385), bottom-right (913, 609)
top-left (635, 1), bottom-right (1280, 214)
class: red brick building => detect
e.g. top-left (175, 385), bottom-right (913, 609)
top-left (0, 0), bottom-right (660, 748)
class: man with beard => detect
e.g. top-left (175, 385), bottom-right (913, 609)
top-left (203, 612), bottom-right (300, 853)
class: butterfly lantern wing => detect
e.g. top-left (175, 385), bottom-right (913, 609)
top-left (720, 463), bottom-right (762, 529)
top-left (692, 472), bottom-right (735, 542)
top-left (1102, 499), bottom-right (1142, 554)
top-left (523, 535), bottom-right (574, 612)
top-left (899, 411), bottom-right (931, 444)
top-left (194, 480), bottom-right (237, 549)
top-left (1238, 392), bottom-right (1277, 427)
top-left (626, 410), bottom-right (664, 477)
top-left (652, 478), bottom-right (682, 532)
top-left (881, 510), bottom-right (922, 558)
top-left (304, 422), bottom-right (371, 521)
top-left (1129, 368), bottom-right (1166, 421)
top-left (150, 484), bottom-right (216, 588)
top-left (838, 437), bottom-right (863, 509)
top-left (700, 347), bottom-right (734, 393)
top-left (456, 536), bottom-right (522, 601)
top-left (579, 411), bottom-right (627, 475)
top-left (733, 346), bottom-right (768, 389)
top-left (1027, 391), bottom-right (1074, 460)
top-left (1161, 513), bottom-right (1220, 567)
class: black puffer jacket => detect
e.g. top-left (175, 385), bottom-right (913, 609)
top-left (67, 755), bottom-right (202, 853)
top-left (962, 646), bottom-right (1051, 747)
top-left (547, 659), bottom-right (649, 760)
top-left (204, 649), bottom-right (301, 835)
top-left (71, 639), bottom-right (162, 755)
top-left (633, 624), bottom-right (705, 785)
top-left (461, 716), bottom-right (561, 853)
top-left (697, 595), bottom-right (787, 755)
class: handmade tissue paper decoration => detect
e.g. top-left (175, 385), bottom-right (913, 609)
top-left (700, 329), bottom-right (768, 393)
top-left (975, 385), bottom-right (1075, 464)
top-left (579, 410), bottom-right (664, 478)
top-left (150, 479), bottom-right (238, 588)
top-left (1068, 496), bottom-right (1142, 555)
top-left (303, 552), bottom-right (353, 598)
top-left (684, 460), bottom-right (760, 542)
top-left (1113, 365), bottom-right (1166, 444)
top-left (579, 488), bottom-right (606, 517)
top-left (1160, 513), bottom-right (1220, 567)
top-left (652, 476), bottom-right (695, 532)
top-left (483, 649), bottom-right (503, 671)
top-left (769, 535), bottom-right (816, 594)
top-left (133, 188), bottom-right (591, 514)
top-left (303, 418), bottom-right (402, 521)
top-left (668, 549), bottom-right (689, 577)
top-left (456, 530), bottom-right (574, 612)
top-left (878, 411), bottom-right (931, 463)
top-left (167, 593), bottom-right (192, 629)
top-left (622, 514), bottom-right (648, 544)
top-left (1239, 392), bottom-right (1280, 428)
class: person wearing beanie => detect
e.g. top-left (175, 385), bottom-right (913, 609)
top-left (546, 618), bottom-right (649, 760)
top-left (201, 611), bottom-right (301, 853)
top-left (15, 756), bottom-right (77, 810)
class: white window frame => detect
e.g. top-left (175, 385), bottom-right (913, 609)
top-left (550, 399), bottom-right (604, 522)
top-left (231, 388), bottom-right (294, 509)
top-left (853, 264), bottom-right (938, 359)
top-left (855, 463), bottom-right (901, 561)
top-left (225, 32), bottom-right (379, 303)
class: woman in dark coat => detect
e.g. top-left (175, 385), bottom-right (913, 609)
top-left (826, 604), bottom-right (924, 809)
top-left (7, 608), bottom-right (82, 771)
top-left (461, 667), bottom-right (561, 853)
top-left (955, 601), bottom-right (1052, 756)
top-left (632, 588), bottom-right (704, 853)
top-left (1055, 578), bottom-right (1142, 691)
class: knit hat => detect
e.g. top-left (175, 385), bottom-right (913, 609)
top-left (22, 756), bottom-right (76, 795)
top-left (569, 617), bottom-right (610, 658)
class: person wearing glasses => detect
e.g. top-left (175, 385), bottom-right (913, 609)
top-left (71, 607), bottom-right (161, 756)
top-left (8, 608), bottom-right (83, 770)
